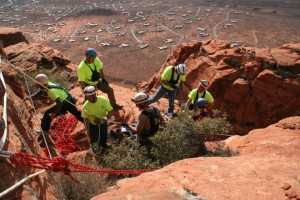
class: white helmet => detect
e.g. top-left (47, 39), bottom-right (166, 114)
top-left (176, 63), bottom-right (187, 75)
top-left (200, 80), bottom-right (209, 87)
top-left (131, 92), bottom-right (148, 104)
top-left (35, 74), bottom-right (49, 85)
top-left (83, 86), bottom-right (96, 96)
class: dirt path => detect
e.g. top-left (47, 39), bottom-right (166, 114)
top-left (251, 30), bottom-right (258, 44)
top-left (212, 10), bottom-right (230, 40)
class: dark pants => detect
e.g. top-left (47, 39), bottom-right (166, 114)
top-left (148, 85), bottom-right (176, 113)
top-left (88, 123), bottom-right (108, 148)
top-left (96, 82), bottom-right (117, 107)
top-left (188, 103), bottom-right (194, 110)
top-left (41, 100), bottom-right (83, 131)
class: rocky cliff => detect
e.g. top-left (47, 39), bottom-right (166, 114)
top-left (0, 28), bottom-right (299, 200)
top-left (144, 40), bottom-right (300, 134)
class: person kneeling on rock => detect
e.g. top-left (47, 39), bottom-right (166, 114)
top-left (121, 92), bottom-right (165, 152)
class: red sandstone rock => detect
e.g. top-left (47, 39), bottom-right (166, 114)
top-left (1, 29), bottom-right (300, 199)
top-left (285, 189), bottom-right (297, 198)
top-left (92, 117), bottom-right (300, 200)
top-left (282, 183), bottom-right (292, 190)
top-left (0, 27), bottom-right (28, 47)
top-left (146, 40), bottom-right (300, 134)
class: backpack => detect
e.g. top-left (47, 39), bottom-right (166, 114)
top-left (47, 82), bottom-right (76, 103)
top-left (141, 106), bottom-right (160, 137)
top-left (84, 61), bottom-right (100, 82)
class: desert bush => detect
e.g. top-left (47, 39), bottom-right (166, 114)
top-left (103, 111), bottom-right (232, 169)
top-left (228, 58), bottom-right (241, 69)
top-left (103, 140), bottom-right (159, 170)
top-left (197, 110), bottom-right (232, 141)
top-left (151, 112), bottom-right (206, 166)
top-left (183, 187), bottom-right (207, 200)
top-left (206, 145), bottom-right (235, 157)
top-left (248, 52), bottom-right (256, 60)
top-left (274, 65), bottom-right (294, 80)
top-left (53, 164), bottom-right (107, 200)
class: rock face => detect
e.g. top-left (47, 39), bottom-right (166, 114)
top-left (92, 117), bottom-right (300, 200)
top-left (0, 27), bottom-right (29, 47)
top-left (0, 29), bottom-right (75, 200)
top-left (145, 40), bottom-right (300, 134)
top-left (5, 42), bottom-right (78, 83)
top-left (0, 81), bottom-right (57, 199)
top-left (1, 28), bottom-right (300, 200)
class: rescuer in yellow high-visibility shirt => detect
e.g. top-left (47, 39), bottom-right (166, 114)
top-left (77, 48), bottom-right (122, 109)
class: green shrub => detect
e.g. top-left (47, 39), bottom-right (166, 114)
top-left (197, 111), bottom-right (232, 141)
top-left (229, 58), bottom-right (241, 69)
top-left (53, 164), bottom-right (107, 200)
top-left (151, 112), bottom-right (206, 166)
top-left (103, 140), bottom-right (159, 170)
top-left (207, 146), bottom-right (235, 157)
top-left (248, 52), bottom-right (256, 60)
top-left (274, 65), bottom-right (294, 79)
top-left (103, 111), bottom-right (233, 169)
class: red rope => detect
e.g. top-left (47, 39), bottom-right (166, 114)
top-left (49, 115), bottom-right (81, 154)
top-left (9, 152), bottom-right (157, 183)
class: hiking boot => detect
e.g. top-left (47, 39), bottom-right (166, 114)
top-left (166, 112), bottom-right (173, 119)
top-left (113, 104), bottom-right (123, 109)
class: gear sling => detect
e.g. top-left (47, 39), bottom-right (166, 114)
top-left (168, 67), bottom-right (180, 85)
top-left (84, 61), bottom-right (100, 82)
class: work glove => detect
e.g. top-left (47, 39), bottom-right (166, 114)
top-left (102, 78), bottom-right (109, 86)
top-left (170, 84), bottom-right (177, 89)
top-left (94, 117), bottom-right (102, 124)
top-left (121, 122), bottom-right (129, 127)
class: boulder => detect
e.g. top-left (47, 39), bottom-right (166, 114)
top-left (0, 27), bottom-right (29, 47)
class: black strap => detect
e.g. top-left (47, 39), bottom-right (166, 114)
top-left (168, 67), bottom-right (180, 85)
top-left (195, 91), bottom-right (199, 102)
top-left (47, 82), bottom-right (75, 103)
top-left (194, 90), bottom-right (206, 102)
top-left (84, 60), bottom-right (100, 82)
top-left (141, 107), bottom-right (159, 136)
top-left (84, 60), bottom-right (97, 72)
top-left (202, 90), bottom-right (206, 98)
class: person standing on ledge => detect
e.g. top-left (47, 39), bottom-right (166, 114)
top-left (77, 48), bottom-right (123, 109)
top-left (147, 63), bottom-right (187, 119)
